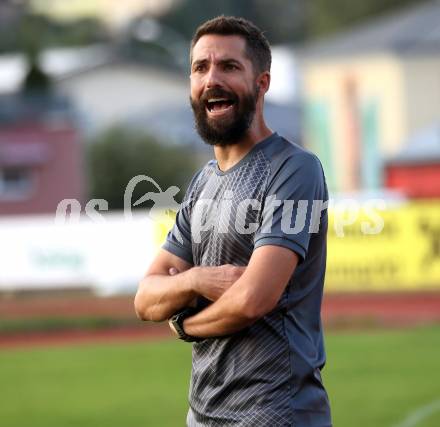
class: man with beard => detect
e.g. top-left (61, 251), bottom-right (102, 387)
top-left (134, 16), bottom-right (332, 427)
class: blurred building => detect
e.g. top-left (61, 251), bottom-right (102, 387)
top-left (0, 45), bottom-right (111, 216)
top-left (300, 1), bottom-right (440, 193)
top-left (0, 95), bottom-right (84, 215)
top-left (57, 60), bottom-right (190, 138)
top-left (385, 124), bottom-right (440, 198)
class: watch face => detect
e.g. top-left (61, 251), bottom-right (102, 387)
top-left (169, 308), bottom-right (199, 342)
top-left (168, 317), bottom-right (179, 336)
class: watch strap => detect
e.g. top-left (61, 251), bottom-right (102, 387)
top-left (170, 307), bottom-right (203, 342)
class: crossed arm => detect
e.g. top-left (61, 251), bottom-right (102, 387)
top-left (134, 245), bottom-right (298, 338)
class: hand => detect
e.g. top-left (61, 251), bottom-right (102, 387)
top-left (191, 264), bottom-right (246, 302)
top-left (169, 267), bottom-right (197, 307)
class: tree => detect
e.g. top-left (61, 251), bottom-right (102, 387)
top-left (87, 127), bottom-right (199, 210)
top-left (0, 7), bottom-right (108, 53)
top-left (301, 0), bottom-right (422, 39)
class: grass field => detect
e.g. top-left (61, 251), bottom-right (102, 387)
top-left (1, 326), bottom-right (439, 427)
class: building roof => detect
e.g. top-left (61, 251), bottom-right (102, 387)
top-left (0, 45), bottom-right (113, 94)
top-left (302, 1), bottom-right (440, 58)
top-left (387, 123), bottom-right (440, 164)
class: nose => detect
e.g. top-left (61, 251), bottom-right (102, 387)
top-left (205, 65), bottom-right (222, 88)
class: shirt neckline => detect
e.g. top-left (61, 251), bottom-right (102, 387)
top-left (214, 132), bottom-right (278, 176)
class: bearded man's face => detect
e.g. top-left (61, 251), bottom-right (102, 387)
top-left (190, 34), bottom-right (260, 146)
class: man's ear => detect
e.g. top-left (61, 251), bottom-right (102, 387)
top-left (257, 71), bottom-right (271, 94)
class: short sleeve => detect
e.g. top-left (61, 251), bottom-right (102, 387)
top-left (162, 169), bottom-right (203, 265)
top-left (253, 153), bottom-right (328, 263)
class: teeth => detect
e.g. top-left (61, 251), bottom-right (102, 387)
top-left (208, 98), bottom-right (228, 103)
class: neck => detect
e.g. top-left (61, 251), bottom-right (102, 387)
top-left (214, 115), bottom-right (272, 172)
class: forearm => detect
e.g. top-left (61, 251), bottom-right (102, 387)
top-left (183, 286), bottom-right (257, 338)
top-left (178, 247), bottom-right (297, 339)
top-left (134, 269), bottom-right (197, 322)
top-left (135, 263), bottom-right (246, 323)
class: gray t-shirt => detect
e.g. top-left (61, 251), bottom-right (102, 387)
top-left (163, 132), bottom-right (332, 427)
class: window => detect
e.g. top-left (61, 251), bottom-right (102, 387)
top-left (0, 167), bottom-right (33, 200)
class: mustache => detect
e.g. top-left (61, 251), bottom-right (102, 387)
top-left (199, 88), bottom-right (238, 104)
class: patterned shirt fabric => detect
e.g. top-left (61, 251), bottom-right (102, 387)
top-left (163, 132), bottom-right (332, 427)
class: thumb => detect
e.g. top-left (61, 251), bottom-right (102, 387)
top-left (169, 267), bottom-right (179, 276)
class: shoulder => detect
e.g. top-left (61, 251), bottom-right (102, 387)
top-left (261, 134), bottom-right (324, 178)
top-left (189, 159), bottom-right (215, 184)
top-left (183, 159), bottom-right (216, 200)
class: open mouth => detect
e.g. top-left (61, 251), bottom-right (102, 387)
top-left (205, 97), bottom-right (235, 114)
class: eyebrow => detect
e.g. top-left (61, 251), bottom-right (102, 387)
top-left (192, 58), bottom-right (243, 69)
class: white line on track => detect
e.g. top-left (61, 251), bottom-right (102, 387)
top-left (392, 399), bottom-right (440, 427)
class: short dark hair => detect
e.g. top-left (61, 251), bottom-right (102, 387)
top-left (190, 16), bottom-right (271, 74)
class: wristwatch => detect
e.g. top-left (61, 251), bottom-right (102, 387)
top-left (168, 307), bottom-right (202, 342)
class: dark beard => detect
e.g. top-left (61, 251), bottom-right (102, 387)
top-left (190, 86), bottom-right (259, 147)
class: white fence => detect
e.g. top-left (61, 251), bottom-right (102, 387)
top-left (0, 212), bottom-right (160, 295)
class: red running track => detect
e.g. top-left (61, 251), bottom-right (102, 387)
top-left (1, 292), bottom-right (439, 348)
